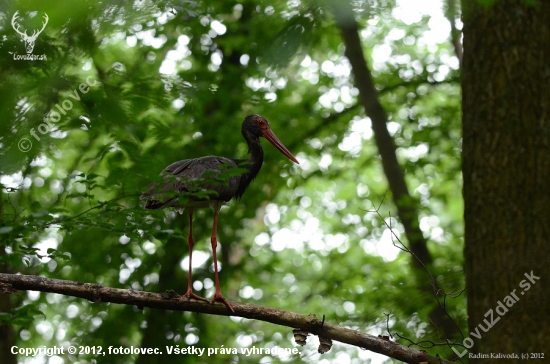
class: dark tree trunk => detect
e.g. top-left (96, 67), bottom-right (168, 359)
top-left (0, 192), bottom-right (17, 364)
top-left (461, 0), bottom-right (550, 359)
top-left (0, 285), bottom-right (17, 364)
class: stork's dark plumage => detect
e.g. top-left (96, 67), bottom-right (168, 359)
top-left (140, 114), bottom-right (299, 312)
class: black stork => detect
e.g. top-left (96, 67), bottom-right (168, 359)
top-left (140, 114), bottom-right (299, 312)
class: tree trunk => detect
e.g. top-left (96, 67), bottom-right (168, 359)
top-left (0, 191), bottom-right (17, 364)
top-left (0, 282), bottom-right (17, 364)
top-left (461, 0), bottom-right (550, 359)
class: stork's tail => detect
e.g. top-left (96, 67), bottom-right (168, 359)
top-left (140, 183), bottom-right (177, 210)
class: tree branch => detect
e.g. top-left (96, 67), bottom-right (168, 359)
top-left (444, 0), bottom-right (463, 67)
top-left (330, 0), bottom-right (460, 341)
top-left (0, 273), bottom-right (452, 364)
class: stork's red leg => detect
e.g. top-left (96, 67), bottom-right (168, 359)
top-left (181, 210), bottom-right (208, 303)
top-left (210, 210), bottom-right (235, 313)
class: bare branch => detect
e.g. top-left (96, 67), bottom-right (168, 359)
top-left (444, 0), bottom-right (463, 67)
top-left (0, 273), bottom-right (453, 364)
top-left (366, 198), bottom-right (466, 340)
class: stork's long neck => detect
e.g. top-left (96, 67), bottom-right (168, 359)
top-left (234, 134), bottom-right (264, 199)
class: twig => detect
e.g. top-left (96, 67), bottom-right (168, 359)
top-left (365, 195), bottom-right (465, 357)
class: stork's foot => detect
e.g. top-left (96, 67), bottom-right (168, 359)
top-left (180, 290), bottom-right (209, 303)
top-left (212, 291), bottom-right (235, 313)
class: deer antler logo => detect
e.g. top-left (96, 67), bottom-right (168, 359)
top-left (11, 11), bottom-right (49, 54)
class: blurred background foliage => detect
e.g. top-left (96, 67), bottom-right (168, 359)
top-left (0, 0), bottom-right (463, 362)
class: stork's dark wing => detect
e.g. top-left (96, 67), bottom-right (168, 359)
top-left (140, 156), bottom-right (242, 210)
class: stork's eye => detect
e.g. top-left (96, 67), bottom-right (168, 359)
top-left (257, 118), bottom-right (268, 129)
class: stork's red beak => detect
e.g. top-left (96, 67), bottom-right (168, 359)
top-left (262, 129), bottom-right (299, 164)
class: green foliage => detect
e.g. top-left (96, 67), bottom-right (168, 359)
top-left (0, 305), bottom-right (45, 327)
top-left (0, 0), bottom-right (464, 363)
